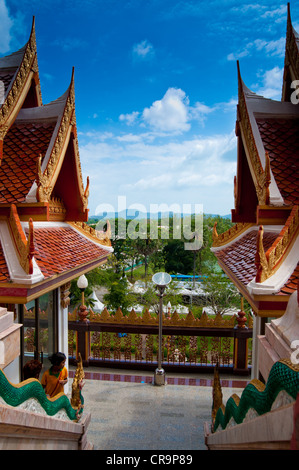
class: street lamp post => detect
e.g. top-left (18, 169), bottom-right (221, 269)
top-left (77, 274), bottom-right (89, 322)
top-left (152, 272), bottom-right (172, 386)
top-left (76, 274), bottom-right (90, 365)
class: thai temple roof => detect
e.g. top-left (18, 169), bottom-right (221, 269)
top-left (212, 5), bottom-right (299, 318)
top-left (256, 117), bottom-right (299, 206)
top-left (0, 18), bottom-right (112, 304)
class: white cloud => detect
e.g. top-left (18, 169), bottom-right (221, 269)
top-left (293, 23), bottom-right (299, 33)
top-left (142, 88), bottom-right (191, 133)
top-left (255, 37), bottom-right (285, 57)
top-left (260, 5), bottom-right (287, 22)
top-left (119, 88), bottom-right (215, 134)
top-left (132, 39), bottom-right (155, 60)
top-left (231, 4), bottom-right (266, 14)
top-left (79, 127), bottom-right (237, 215)
top-left (0, 0), bottom-right (13, 53)
top-left (252, 66), bottom-right (284, 99)
top-left (81, 90), bottom-right (237, 215)
top-left (227, 36), bottom-right (285, 61)
top-left (231, 4), bottom-right (287, 23)
top-left (119, 111), bottom-right (139, 125)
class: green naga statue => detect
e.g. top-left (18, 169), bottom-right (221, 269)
top-left (0, 354), bottom-right (85, 422)
top-left (212, 358), bottom-right (299, 432)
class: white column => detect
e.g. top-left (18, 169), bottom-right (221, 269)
top-left (57, 286), bottom-right (70, 394)
top-left (251, 314), bottom-right (261, 380)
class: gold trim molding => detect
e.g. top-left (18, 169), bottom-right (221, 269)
top-left (255, 205), bottom-right (299, 283)
top-left (0, 19), bottom-right (38, 140)
top-left (286, 6), bottom-right (299, 81)
top-left (212, 221), bottom-right (254, 248)
top-left (36, 81), bottom-right (75, 203)
top-left (237, 68), bottom-right (271, 206)
top-left (69, 307), bottom-right (239, 328)
top-left (8, 204), bottom-right (35, 275)
top-left (35, 70), bottom-right (89, 213)
top-left (69, 220), bottom-right (112, 247)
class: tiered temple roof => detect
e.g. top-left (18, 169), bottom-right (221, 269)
top-left (212, 5), bottom-right (299, 318)
top-left (0, 18), bottom-right (112, 304)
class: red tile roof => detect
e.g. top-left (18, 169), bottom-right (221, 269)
top-left (25, 225), bottom-right (109, 279)
top-left (256, 118), bottom-right (299, 205)
top-left (215, 228), bottom-right (279, 286)
top-left (0, 72), bottom-right (16, 94)
top-left (278, 262), bottom-right (299, 295)
top-left (0, 121), bottom-right (55, 203)
top-left (215, 227), bottom-right (298, 297)
top-left (0, 244), bottom-right (9, 282)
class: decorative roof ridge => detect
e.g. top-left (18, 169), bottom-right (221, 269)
top-left (0, 17), bottom-right (40, 163)
top-left (236, 61), bottom-right (285, 207)
top-left (0, 43), bottom-right (27, 70)
top-left (0, 204), bottom-right (43, 284)
top-left (68, 220), bottom-right (113, 252)
top-left (285, 3), bottom-right (299, 81)
top-left (38, 67), bottom-right (75, 173)
top-left (27, 68), bottom-right (90, 218)
top-left (254, 205), bottom-right (299, 284)
top-left (211, 221), bottom-right (255, 250)
top-left (24, 73), bottom-right (74, 204)
top-left (8, 203), bottom-right (35, 275)
top-left (237, 60), bottom-right (298, 114)
top-left (15, 88), bottom-right (70, 123)
top-left (287, 3), bottom-right (299, 44)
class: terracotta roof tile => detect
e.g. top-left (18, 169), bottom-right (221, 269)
top-left (0, 72), bottom-right (15, 93)
top-left (26, 225), bottom-right (109, 279)
top-left (215, 227), bottom-right (299, 297)
top-left (0, 121), bottom-right (55, 203)
top-left (0, 244), bottom-right (9, 282)
top-left (215, 228), bottom-right (279, 286)
top-left (256, 118), bottom-right (299, 205)
top-left (278, 263), bottom-right (299, 296)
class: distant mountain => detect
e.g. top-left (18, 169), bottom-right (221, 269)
top-left (204, 213), bottom-right (231, 219)
top-left (89, 210), bottom-right (231, 221)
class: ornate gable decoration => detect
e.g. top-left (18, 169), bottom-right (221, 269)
top-left (212, 221), bottom-right (254, 248)
top-left (8, 204), bottom-right (35, 275)
top-left (255, 206), bottom-right (299, 283)
top-left (237, 64), bottom-right (272, 206)
top-left (35, 69), bottom-right (89, 214)
top-left (0, 18), bottom-right (40, 162)
top-left (285, 4), bottom-right (299, 82)
top-left (69, 220), bottom-right (112, 248)
top-left (36, 73), bottom-right (75, 203)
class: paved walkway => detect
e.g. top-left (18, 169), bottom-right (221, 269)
top-left (69, 367), bottom-right (249, 451)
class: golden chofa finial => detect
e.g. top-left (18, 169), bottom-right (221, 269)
top-left (71, 353), bottom-right (85, 413)
top-left (212, 222), bottom-right (218, 243)
top-left (212, 363), bottom-right (223, 430)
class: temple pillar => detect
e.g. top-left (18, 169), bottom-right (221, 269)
top-left (0, 307), bottom-right (22, 382)
top-left (251, 314), bottom-right (262, 380)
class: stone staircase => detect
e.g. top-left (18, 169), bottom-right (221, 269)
top-left (0, 402), bottom-right (92, 450)
top-left (204, 360), bottom-right (299, 450)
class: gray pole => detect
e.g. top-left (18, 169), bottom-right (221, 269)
top-left (152, 272), bottom-right (171, 386)
top-left (154, 286), bottom-right (166, 385)
top-left (158, 288), bottom-right (163, 370)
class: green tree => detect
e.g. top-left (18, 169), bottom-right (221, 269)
top-left (162, 239), bottom-right (194, 274)
top-left (103, 272), bottom-right (134, 315)
top-left (135, 229), bottom-right (160, 284)
top-left (201, 273), bottom-right (240, 315)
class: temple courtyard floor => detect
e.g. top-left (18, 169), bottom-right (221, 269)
top-left (69, 366), bottom-right (249, 451)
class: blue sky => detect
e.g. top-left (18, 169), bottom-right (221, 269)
top-left (1, 0), bottom-right (298, 216)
